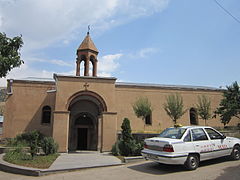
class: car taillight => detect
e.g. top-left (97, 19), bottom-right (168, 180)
top-left (163, 144), bottom-right (174, 152)
top-left (144, 142), bottom-right (148, 149)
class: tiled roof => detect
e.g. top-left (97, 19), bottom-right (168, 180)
top-left (116, 82), bottom-right (223, 91)
top-left (14, 77), bottom-right (54, 82)
top-left (77, 33), bottom-right (98, 52)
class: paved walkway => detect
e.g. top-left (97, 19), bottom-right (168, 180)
top-left (0, 151), bottom-right (123, 176)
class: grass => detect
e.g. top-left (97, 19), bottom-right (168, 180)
top-left (3, 151), bottom-right (59, 169)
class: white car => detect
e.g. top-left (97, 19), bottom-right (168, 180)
top-left (141, 126), bottom-right (240, 170)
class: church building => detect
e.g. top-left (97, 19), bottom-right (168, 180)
top-left (2, 32), bottom-right (238, 152)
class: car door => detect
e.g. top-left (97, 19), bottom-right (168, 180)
top-left (191, 128), bottom-right (213, 161)
top-left (204, 128), bottom-right (231, 158)
top-left (183, 129), bottom-right (195, 153)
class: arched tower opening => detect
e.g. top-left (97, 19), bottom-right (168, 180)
top-left (76, 32), bottom-right (98, 77)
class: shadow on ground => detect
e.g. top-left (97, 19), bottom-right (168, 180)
top-left (128, 157), bottom-right (232, 175)
top-left (215, 164), bottom-right (240, 180)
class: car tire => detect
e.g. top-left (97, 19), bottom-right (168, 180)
top-left (184, 154), bottom-right (199, 170)
top-left (230, 145), bottom-right (240, 160)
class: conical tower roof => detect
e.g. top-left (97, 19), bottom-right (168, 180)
top-left (77, 33), bottom-right (98, 53)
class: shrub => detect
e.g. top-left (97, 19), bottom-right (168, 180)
top-left (8, 130), bottom-right (58, 157)
top-left (111, 141), bottom-right (120, 156)
top-left (41, 136), bottom-right (58, 155)
top-left (115, 118), bottom-right (143, 157)
top-left (15, 130), bottom-right (44, 157)
top-left (4, 144), bottom-right (32, 162)
top-left (132, 139), bottom-right (144, 156)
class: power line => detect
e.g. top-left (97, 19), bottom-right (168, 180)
top-left (214, 0), bottom-right (240, 24)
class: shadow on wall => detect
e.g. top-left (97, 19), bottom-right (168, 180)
top-left (24, 92), bottom-right (56, 137)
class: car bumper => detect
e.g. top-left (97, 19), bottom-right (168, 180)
top-left (141, 150), bottom-right (188, 165)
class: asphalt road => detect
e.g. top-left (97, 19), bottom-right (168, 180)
top-left (0, 158), bottom-right (239, 180)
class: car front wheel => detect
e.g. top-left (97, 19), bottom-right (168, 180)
top-left (231, 145), bottom-right (240, 160)
top-left (184, 154), bottom-right (199, 170)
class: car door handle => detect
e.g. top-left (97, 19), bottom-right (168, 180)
top-left (195, 145), bottom-right (199, 147)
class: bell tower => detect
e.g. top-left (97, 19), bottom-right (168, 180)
top-left (76, 31), bottom-right (98, 77)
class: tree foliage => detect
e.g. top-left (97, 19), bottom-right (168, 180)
top-left (112, 118), bottom-right (143, 156)
top-left (214, 81), bottom-right (240, 127)
top-left (0, 32), bottom-right (24, 78)
top-left (164, 93), bottom-right (186, 125)
top-left (132, 97), bottom-right (152, 120)
top-left (0, 88), bottom-right (7, 102)
top-left (196, 95), bottom-right (212, 125)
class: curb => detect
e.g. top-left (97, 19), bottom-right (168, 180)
top-left (0, 163), bottom-right (41, 176)
top-left (0, 154), bottom-right (124, 176)
top-left (0, 162), bottom-right (125, 176)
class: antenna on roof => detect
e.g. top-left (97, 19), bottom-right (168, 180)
top-left (87, 25), bottom-right (90, 35)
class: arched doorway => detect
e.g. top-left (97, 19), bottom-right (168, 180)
top-left (190, 108), bottom-right (198, 125)
top-left (68, 91), bottom-right (107, 151)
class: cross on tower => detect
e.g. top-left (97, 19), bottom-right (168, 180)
top-left (87, 25), bottom-right (90, 34)
top-left (83, 82), bottom-right (89, 91)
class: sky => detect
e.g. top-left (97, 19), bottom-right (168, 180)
top-left (0, 0), bottom-right (239, 88)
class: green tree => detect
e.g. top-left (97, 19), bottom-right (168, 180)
top-left (0, 32), bottom-right (24, 78)
top-left (0, 105), bottom-right (4, 116)
top-left (132, 97), bottom-right (152, 121)
top-left (214, 81), bottom-right (240, 127)
top-left (118, 118), bottom-right (134, 156)
top-left (196, 95), bottom-right (212, 126)
top-left (164, 93), bottom-right (186, 125)
top-left (0, 88), bottom-right (7, 102)
top-left (117, 118), bottom-right (142, 156)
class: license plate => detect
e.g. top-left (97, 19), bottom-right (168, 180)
top-left (148, 154), bottom-right (159, 160)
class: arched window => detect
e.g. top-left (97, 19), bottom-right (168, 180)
top-left (42, 106), bottom-right (51, 124)
top-left (145, 114), bottom-right (152, 125)
top-left (190, 108), bottom-right (198, 125)
top-left (80, 55), bottom-right (86, 76)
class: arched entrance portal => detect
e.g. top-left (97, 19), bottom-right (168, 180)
top-left (68, 91), bottom-right (107, 151)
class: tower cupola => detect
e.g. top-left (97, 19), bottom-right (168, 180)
top-left (76, 31), bottom-right (98, 77)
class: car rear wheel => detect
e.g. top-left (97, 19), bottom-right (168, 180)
top-left (230, 145), bottom-right (240, 160)
top-left (184, 154), bottom-right (199, 170)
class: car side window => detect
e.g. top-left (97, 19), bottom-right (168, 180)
top-left (205, 128), bottom-right (223, 140)
top-left (191, 128), bottom-right (208, 141)
top-left (184, 130), bottom-right (191, 142)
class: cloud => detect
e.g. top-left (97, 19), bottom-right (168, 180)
top-left (128, 47), bottom-right (159, 59)
top-left (28, 57), bottom-right (73, 67)
top-left (138, 48), bottom-right (159, 58)
top-left (0, 0), bottom-right (169, 52)
top-left (0, 63), bottom-right (54, 87)
top-left (98, 53), bottom-right (123, 77)
top-left (0, 0), bottom-right (169, 85)
top-left (0, 53), bottom-right (122, 86)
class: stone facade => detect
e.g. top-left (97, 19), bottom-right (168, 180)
top-left (2, 33), bottom-right (239, 152)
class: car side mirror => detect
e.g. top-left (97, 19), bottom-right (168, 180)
top-left (221, 135), bottom-right (226, 139)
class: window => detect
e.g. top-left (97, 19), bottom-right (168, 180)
top-left (191, 128), bottom-right (208, 141)
top-left (42, 106), bottom-right (51, 124)
top-left (159, 128), bottom-right (187, 139)
top-left (145, 114), bottom-right (152, 125)
top-left (205, 128), bottom-right (223, 140)
top-left (184, 130), bottom-right (192, 142)
top-left (190, 108), bottom-right (198, 125)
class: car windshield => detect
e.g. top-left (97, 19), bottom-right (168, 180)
top-left (158, 128), bottom-right (187, 139)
